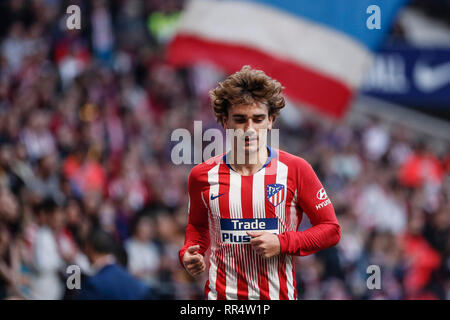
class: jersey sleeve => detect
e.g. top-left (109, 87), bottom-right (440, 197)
top-left (178, 166), bottom-right (211, 269)
top-left (277, 158), bottom-right (340, 256)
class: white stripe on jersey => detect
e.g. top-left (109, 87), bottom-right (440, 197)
top-left (207, 163), bottom-right (221, 300)
top-left (286, 255), bottom-right (295, 300)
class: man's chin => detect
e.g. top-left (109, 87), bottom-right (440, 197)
top-left (243, 143), bottom-right (257, 150)
top-left (241, 145), bottom-right (259, 157)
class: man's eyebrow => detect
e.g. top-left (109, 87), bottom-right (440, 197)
top-left (232, 113), bottom-right (266, 117)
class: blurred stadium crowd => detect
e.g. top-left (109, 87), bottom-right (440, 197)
top-left (0, 0), bottom-right (449, 300)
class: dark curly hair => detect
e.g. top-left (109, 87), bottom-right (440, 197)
top-left (209, 66), bottom-right (285, 125)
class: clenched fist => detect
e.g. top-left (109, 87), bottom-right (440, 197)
top-left (247, 231), bottom-right (281, 259)
top-left (182, 245), bottom-right (206, 277)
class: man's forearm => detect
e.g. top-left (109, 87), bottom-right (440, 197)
top-left (277, 223), bottom-right (341, 256)
top-left (179, 223), bottom-right (210, 268)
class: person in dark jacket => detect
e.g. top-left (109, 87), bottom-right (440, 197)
top-left (76, 229), bottom-right (155, 300)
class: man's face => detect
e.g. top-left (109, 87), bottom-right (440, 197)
top-left (222, 102), bottom-right (273, 156)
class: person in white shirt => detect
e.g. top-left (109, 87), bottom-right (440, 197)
top-left (124, 215), bottom-right (160, 287)
top-left (30, 199), bottom-right (65, 300)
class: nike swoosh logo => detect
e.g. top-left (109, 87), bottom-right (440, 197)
top-left (210, 193), bottom-right (225, 200)
top-left (414, 61), bottom-right (450, 92)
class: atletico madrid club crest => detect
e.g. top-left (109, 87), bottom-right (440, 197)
top-left (266, 184), bottom-right (285, 207)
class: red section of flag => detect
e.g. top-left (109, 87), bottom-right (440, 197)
top-left (167, 34), bottom-right (354, 119)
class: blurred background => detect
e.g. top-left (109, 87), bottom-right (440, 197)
top-left (0, 0), bottom-right (449, 300)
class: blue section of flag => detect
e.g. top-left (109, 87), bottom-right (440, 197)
top-left (225, 0), bottom-right (409, 50)
top-left (220, 218), bottom-right (278, 230)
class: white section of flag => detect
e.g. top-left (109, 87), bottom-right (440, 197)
top-left (177, 0), bottom-right (372, 88)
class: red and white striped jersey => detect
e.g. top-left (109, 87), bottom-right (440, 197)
top-left (179, 147), bottom-right (340, 300)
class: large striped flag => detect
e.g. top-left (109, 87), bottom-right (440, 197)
top-left (167, 0), bottom-right (408, 118)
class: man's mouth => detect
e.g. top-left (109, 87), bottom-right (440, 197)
top-left (244, 137), bottom-right (257, 144)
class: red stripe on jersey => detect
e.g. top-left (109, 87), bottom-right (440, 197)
top-left (215, 162), bottom-right (230, 300)
top-left (241, 176), bottom-right (253, 218)
top-left (260, 160), bottom-right (278, 299)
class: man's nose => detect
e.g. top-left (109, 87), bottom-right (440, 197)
top-left (244, 119), bottom-right (257, 133)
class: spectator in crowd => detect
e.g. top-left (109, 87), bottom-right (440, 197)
top-left (124, 214), bottom-right (160, 287)
top-left (76, 229), bottom-right (153, 300)
top-left (30, 198), bottom-right (65, 300)
top-left (0, 220), bottom-right (20, 299)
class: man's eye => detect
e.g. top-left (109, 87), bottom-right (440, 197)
top-left (235, 118), bottom-right (246, 123)
top-left (253, 119), bottom-right (263, 123)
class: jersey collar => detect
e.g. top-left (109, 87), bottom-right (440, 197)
top-left (222, 145), bottom-right (276, 173)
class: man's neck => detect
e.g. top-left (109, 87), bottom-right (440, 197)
top-left (91, 254), bottom-right (115, 273)
top-left (228, 146), bottom-right (269, 175)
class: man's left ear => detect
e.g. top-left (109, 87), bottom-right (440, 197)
top-left (221, 115), bottom-right (228, 129)
top-left (268, 115), bottom-right (274, 131)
